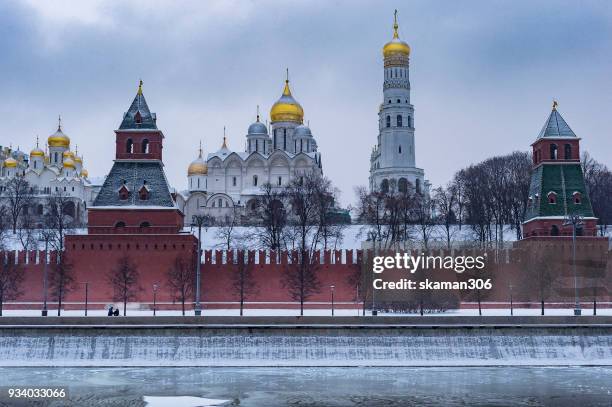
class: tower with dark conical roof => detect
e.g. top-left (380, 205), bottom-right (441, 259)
top-left (522, 102), bottom-right (598, 238)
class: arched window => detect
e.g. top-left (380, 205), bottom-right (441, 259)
top-left (386, 116), bottom-right (391, 128)
top-left (547, 192), bottom-right (557, 204)
top-left (253, 175), bottom-right (258, 186)
top-left (380, 179), bottom-right (389, 193)
top-left (397, 115), bottom-right (402, 127)
top-left (139, 185), bottom-right (149, 200)
top-left (135, 111), bottom-right (142, 124)
top-left (115, 221), bottom-right (126, 228)
top-left (573, 192), bottom-right (582, 204)
top-left (283, 129), bottom-right (287, 150)
top-left (142, 139), bottom-right (150, 154)
top-left (407, 116), bottom-right (412, 128)
top-left (34, 161), bottom-right (37, 169)
top-left (398, 145), bottom-right (402, 154)
top-left (139, 221), bottom-right (151, 228)
top-left (416, 178), bottom-right (422, 194)
top-left (550, 225), bottom-right (559, 236)
top-left (277, 176), bottom-right (282, 186)
top-left (396, 99), bottom-right (401, 103)
top-left (232, 176), bottom-right (237, 187)
top-left (398, 178), bottom-right (408, 193)
top-left (564, 144), bottom-right (572, 160)
top-left (273, 129), bottom-right (277, 150)
top-left (126, 139), bottom-right (133, 154)
top-left (550, 144), bottom-right (558, 160)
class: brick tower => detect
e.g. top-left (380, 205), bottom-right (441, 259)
top-left (522, 102), bottom-right (598, 238)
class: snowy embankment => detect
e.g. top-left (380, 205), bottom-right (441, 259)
top-left (1, 325), bottom-right (610, 367)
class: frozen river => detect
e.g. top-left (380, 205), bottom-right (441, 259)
top-left (0, 366), bottom-right (611, 406)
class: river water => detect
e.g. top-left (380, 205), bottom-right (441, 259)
top-left (0, 366), bottom-right (611, 406)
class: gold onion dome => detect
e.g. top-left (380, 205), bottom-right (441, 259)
top-left (30, 147), bottom-right (45, 157)
top-left (48, 117), bottom-right (70, 148)
top-left (74, 155), bottom-right (83, 163)
top-left (81, 168), bottom-right (89, 178)
top-left (270, 75), bottom-right (304, 123)
top-left (3, 157), bottom-right (17, 168)
top-left (188, 143), bottom-right (208, 176)
top-left (63, 157), bottom-right (75, 169)
top-left (383, 10), bottom-right (410, 58)
top-left (63, 150), bottom-right (75, 160)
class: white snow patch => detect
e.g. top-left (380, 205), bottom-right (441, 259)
top-left (143, 396), bottom-right (230, 407)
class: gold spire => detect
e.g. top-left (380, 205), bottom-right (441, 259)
top-left (138, 79), bottom-right (143, 95)
top-left (36, 136), bottom-right (39, 148)
top-left (58, 115), bottom-right (62, 131)
top-left (393, 9), bottom-right (399, 39)
top-left (552, 100), bottom-right (558, 110)
top-left (283, 69), bottom-right (292, 96)
top-left (30, 136), bottom-right (45, 157)
top-left (199, 140), bottom-right (203, 157)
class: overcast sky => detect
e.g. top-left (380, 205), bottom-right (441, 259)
top-left (1, 0), bottom-right (611, 206)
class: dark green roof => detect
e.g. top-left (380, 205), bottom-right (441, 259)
top-left (536, 108), bottom-right (576, 140)
top-left (525, 164), bottom-right (594, 219)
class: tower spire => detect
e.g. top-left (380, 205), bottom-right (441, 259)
top-left (36, 135), bottom-right (39, 148)
top-left (198, 140), bottom-right (203, 157)
top-left (552, 99), bottom-right (558, 110)
top-left (256, 105), bottom-right (260, 122)
top-left (58, 115), bottom-right (62, 131)
top-left (222, 126), bottom-right (228, 148)
top-left (393, 9), bottom-right (399, 39)
top-left (283, 68), bottom-right (291, 96)
top-left (138, 79), bottom-right (143, 95)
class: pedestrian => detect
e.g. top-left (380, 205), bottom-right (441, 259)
top-left (107, 306), bottom-right (113, 317)
top-left (113, 308), bottom-right (119, 316)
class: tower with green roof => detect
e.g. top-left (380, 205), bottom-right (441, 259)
top-left (522, 102), bottom-right (598, 238)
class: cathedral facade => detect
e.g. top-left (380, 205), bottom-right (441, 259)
top-left (0, 121), bottom-right (94, 224)
top-left (177, 77), bottom-right (323, 225)
top-left (369, 12), bottom-right (428, 195)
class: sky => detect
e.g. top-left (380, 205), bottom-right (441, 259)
top-left (1, 0), bottom-right (611, 206)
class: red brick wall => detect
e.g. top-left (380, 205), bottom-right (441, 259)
top-left (87, 208), bottom-right (184, 234)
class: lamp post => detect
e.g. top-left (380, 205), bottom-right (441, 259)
top-left (330, 285), bottom-right (335, 316)
top-left (191, 214), bottom-right (211, 317)
top-left (38, 233), bottom-right (51, 317)
top-left (509, 283), bottom-right (513, 316)
top-left (153, 283), bottom-right (158, 316)
top-left (563, 213), bottom-right (583, 316)
top-left (82, 282), bottom-right (89, 316)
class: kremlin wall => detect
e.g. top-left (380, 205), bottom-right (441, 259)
top-left (2, 240), bottom-right (610, 311)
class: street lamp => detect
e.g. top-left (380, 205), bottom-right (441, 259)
top-left (509, 283), bottom-right (514, 316)
top-left (38, 233), bottom-right (51, 317)
top-left (153, 283), bottom-right (159, 316)
top-left (330, 285), bottom-right (335, 316)
top-left (563, 213), bottom-right (584, 316)
top-left (81, 282), bottom-right (89, 316)
top-left (191, 214), bottom-right (211, 317)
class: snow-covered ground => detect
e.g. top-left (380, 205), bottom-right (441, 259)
top-left (2, 307), bottom-right (610, 317)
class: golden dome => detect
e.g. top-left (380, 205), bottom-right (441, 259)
top-left (63, 158), bottom-right (75, 169)
top-left (188, 142), bottom-right (208, 176)
top-left (74, 155), bottom-right (83, 164)
top-left (3, 157), bottom-right (17, 168)
top-left (63, 150), bottom-right (75, 160)
top-left (48, 118), bottom-right (71, 148)
top-left (30, 148), bottom-right (45, 157)
top-left (270, 79), bottom-right (304, 123)
top-left (81, 168), bottom-right (89, 178)
top-left (383, 11), bottom-right (410, 58)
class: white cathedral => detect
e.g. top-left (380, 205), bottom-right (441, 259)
top-left (369, 12), bottom-right (428, 195)
top-left (0, 119), bottom-right (95, 224)
top-left (176, 77), bottom-right (323, 224)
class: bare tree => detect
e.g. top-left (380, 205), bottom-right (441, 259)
top-left (283, 173), bottom-right (326, 315)
top-left (522, 245), bottom-right (559, 315)
top-left (48, 257), bottom-right (75, 316)
top-left (231, 249), bottom-right (258, 316)
top-left (17, 204), bottom-right (38, 252)
top-left (251, 182), bottom-right (287, 251)
top-left (0, 256), bottom-right (24, 316)
top-left (412, 192), bottom-right (436, 251)
top-left (108, 256), bottom-right (142, 316)
top-left (582, 152), bottom-right (612, 236)
top-left (166, 256), bottom-right (194, 316)
top-left (2, 177), bottom-right (33, 234)
top-left (215, 207), bottom-right (239, 251)
top-left (42, 192), bottom-right (75, 254)
top-left (0, 206), bottom-right (8, 251)
top-left (434, 184), bottom-right (458, 250)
